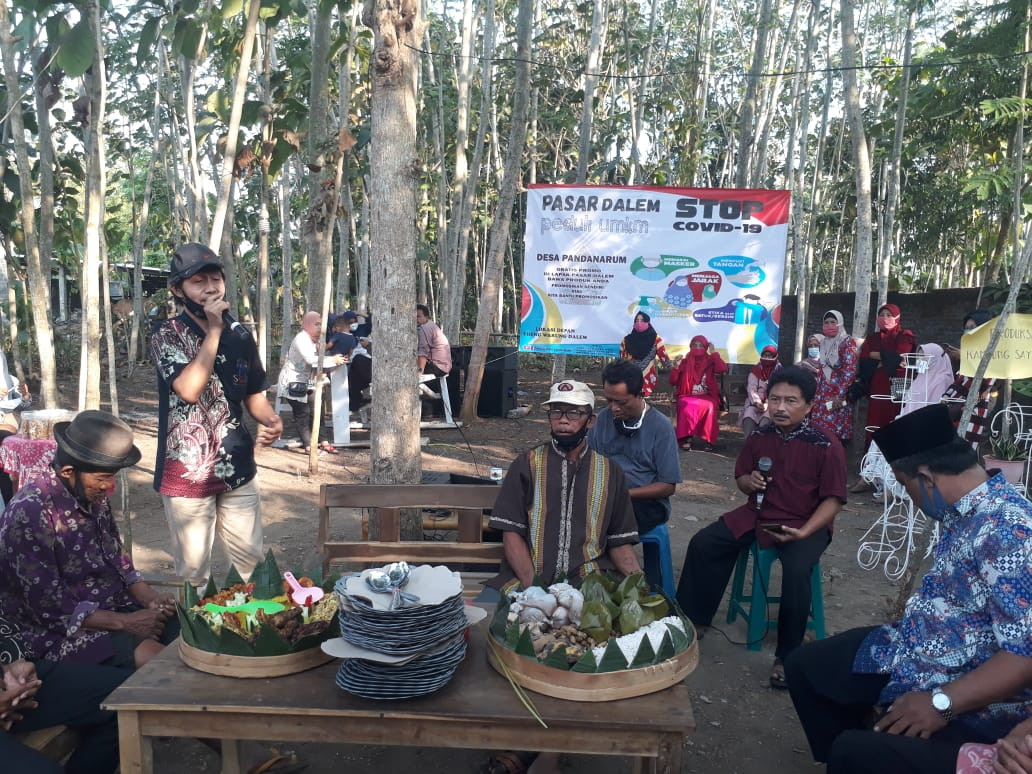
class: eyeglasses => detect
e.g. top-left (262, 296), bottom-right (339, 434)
top-left (545, 408), bottom-right (591, 420)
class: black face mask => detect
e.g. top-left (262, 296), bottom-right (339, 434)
top-left (177, 291), bottom-right (208, 319)
top-left (552, 424), bottom-right (589, 451)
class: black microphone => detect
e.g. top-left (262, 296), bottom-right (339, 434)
top-left (222, 311), bottom-right (251, 340)
top-left (755, 456), bottom-right (773, 510)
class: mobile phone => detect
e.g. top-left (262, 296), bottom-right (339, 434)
top-left (760, 522), bottom-right (785, 534)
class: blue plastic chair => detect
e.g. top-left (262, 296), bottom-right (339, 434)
top-left (726, 543), bottom-right (826, 651)
top-left (640, 522), bottom-right (676, 599)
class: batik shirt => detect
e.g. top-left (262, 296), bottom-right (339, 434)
top-left (150, 313), bottom-right (267, 497)
top-left (487, 443), bottom-right (639, 591)
top-left (0, 470), bottom-right (142, 662)
top-left (854, 473), bottom-right (1032, 736)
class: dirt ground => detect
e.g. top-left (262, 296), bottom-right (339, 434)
top-left (104, 361), bottom-right (898, 774)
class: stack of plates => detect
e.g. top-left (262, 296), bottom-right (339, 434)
top-left (324, 565), bottom-right (474, 700)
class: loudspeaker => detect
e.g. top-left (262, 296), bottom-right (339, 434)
top-left (478, 368), bottom-right (517, 417)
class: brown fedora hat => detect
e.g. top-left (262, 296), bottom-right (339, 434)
top-left (53, 410), bottom-right (142, 470)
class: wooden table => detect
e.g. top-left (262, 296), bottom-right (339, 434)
top-left (103, 622), bottom-right (695, 774)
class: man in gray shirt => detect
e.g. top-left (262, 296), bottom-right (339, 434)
top-left (589, 358), bottom-right (682, 590)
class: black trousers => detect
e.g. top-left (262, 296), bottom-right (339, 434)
top-left (4, 659), bottom-right (131, 774)
top-left (286, 394), bottom-right (313, 448)
top-left (785, 627), bottom-right (994, 773)
top-left (675, 518), bottom-right (829, 658)
top-left (348, 356), bottom-right (372, 407)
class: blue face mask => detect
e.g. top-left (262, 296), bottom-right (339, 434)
top-left (807, 347), bottom-right (820, 359)
top-left (916, 477), bottom-right (951, 521)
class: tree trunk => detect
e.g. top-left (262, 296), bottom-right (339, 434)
top-left (0, 6), bottom-right (58, 407)
top-left (735, 0), bottom-right (776, 188)
top-left (363, 0), bottom-right (424, 513)
top-left (459, 0), bottom-right (532, 426)
top-left (305, 0), bottom-right (337, 313)
top-left (840, 0), bottom-right (874, 338)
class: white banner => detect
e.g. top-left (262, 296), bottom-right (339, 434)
top-left (519, 185), bottom-right (790, 364)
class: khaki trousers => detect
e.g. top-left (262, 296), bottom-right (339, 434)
top-left (162, 478), bottom-right (263, 586)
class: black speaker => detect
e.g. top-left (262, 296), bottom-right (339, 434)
top-left (478, 368), bottom-right (517, 417)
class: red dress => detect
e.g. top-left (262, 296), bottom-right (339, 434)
top-left (859, 327), bottom-right (916, 443)
top-left (669, 341), bottom-right (727, 445)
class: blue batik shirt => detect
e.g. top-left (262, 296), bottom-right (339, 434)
top-left (854, 473), bottom-right (1032, 736)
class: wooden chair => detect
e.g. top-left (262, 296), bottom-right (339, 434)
top-left (319, 484), bottom-right (504, 597)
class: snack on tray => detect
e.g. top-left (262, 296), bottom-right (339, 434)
top-left (177, 550), bottom-right (340, 657)
top-left (489, 572), bottom-right (695, 674)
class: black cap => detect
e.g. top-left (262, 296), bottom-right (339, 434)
top-left (341, 311), bottom-right (359, 320)
top-left (873, 404), bottom-right (957, 464)
top-left (169, 243), bottom-right (223, 286)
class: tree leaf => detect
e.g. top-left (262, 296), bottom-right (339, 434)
top-left (136, 16), bottom-right (161, 68)
top-left (55, 19), bottom-right (95, 78)
top-left (221, 0), bottom-right (244, 18)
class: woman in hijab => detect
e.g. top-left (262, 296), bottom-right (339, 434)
top-left (669, 334), bottom-right (727, 451)
top-left (796, 334), bottom-right (824, 376)
top-left (899, 343), bottom-right (954, 417)
top-left (942, 309), bottom-right (997, 445)
top-left (854, 303), bottom-right (916, 445)
top-left (810, 310), bottom-right (859, 444)
top-left (619, 311), bottom-right (671, 398)
top-left (739, 345), bottom-right (780, 437)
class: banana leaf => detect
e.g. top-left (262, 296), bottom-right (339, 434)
top-left (217, 624), bottom-right (258, 656)
top-left (183, 583), bottom-right (200, 609)
top-left (630, 634), bottom-right (656, 667)
top-left (615, 573), bottom-right (645, 604)
top-left (666, 621), bottom-right (689, 652)
top-left (175, 601), bottom-right (199, 647)
top-left (188, 611), bottom-right (222, 652)
top-left (596, 639), bottom-right (627, 673)
top-left (580, 600), bottom-right (612, 643)
top-left (514, 625), bottom-right (537, 659)
top-left (489, 597), bottom-right (511, 641)
top-left (222, 564), bottom-right (245, 589)
top-left (654, 630), bottom-right (676, 662)
top-left (504, 620), bottom-right (522, 650)
top-left (250, 550), bottom-right (283, 599)
top-left (639, 593), bottom-right (669, 620)
top-left (253, 622), bottom-right (293, 656)
top-left (618, 599), bottom-right (646, 636)
top-left (201, 576), bottom-right (218, 599)
top-left (540, 647), bottom-right (572, 671)
top-left (571, 648), bottom-right (598, 673)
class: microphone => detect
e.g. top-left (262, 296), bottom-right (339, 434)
top-left (755, 456), bottom-right (773, 510)
top-left (222, 311), bottom-right (251, 340)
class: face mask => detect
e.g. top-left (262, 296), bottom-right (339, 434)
top-left (877, 316), bottom-right (898, 332)
top-left (179, 293), bottom-right (208, 319)
top-left (807, 347), bottom-right (820, 359)
top-left (916, 477), bottom-right (951, 521)
top-left (633, 321), bottom-right (649, 333)
top-left (552, 424), bottom-right (589, 451)
top-left (822, 323), bottom-right (838, 338)
top-left (350, 323), bottom-right (359, 332)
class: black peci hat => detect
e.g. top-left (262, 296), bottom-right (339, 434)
top-left (169, 243), bottom-right (223, 286)
top-left (873, 404), bottom-right (957, 465)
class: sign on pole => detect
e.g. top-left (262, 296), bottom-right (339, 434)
top-left (519, 185), bottom-right (790, 364)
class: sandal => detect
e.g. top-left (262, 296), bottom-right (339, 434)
top-left (478, 751), bottom-right (538, 774)
top-left (769, 658), bottom-right (788, 690)
top-left (247, 750), bottom-right (308, 774)
top-left (319, 442), bottom-right (339, 454)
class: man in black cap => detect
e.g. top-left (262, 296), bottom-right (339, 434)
top-left (0, 411), bottom-right (178, 670)
top-left (149, 243), bottom-right (283, 587)
top-left (786, 404), bottom-right (1032, 774)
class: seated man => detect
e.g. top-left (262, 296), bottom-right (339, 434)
top-left (786, 404), bottom-right (1032, 774)
top-left (0, 411), bottom-right (178, 670)
top-left (487, 379), bottom-right (642, 594)
top-left (0, 624), bottom-right (128, 774)
top-left (675, 365), bottom-right (846, 688)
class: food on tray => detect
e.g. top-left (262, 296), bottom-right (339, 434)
top-left (176, 550), bottom-right (340, 657)
top-left (490, 572), bottom-right (694, 674)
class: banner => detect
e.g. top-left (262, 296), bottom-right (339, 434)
top-left (960, 314), bottom-right (1032, 379)
top-left (518, 185), bottom-right (790, 364)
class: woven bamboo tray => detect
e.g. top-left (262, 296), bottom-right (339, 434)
top-left (487, 634), bottom-right (699, 702)
top-left (179, 639), bottom-right (334, 678)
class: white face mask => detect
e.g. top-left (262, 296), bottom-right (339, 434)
top-left (807, 347), bottom-right (820, 359)
top-left (349, 323), bottom-right (359, 332)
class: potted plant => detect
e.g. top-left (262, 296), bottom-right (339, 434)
top-left (985, 433), bottom-right (1029, 485)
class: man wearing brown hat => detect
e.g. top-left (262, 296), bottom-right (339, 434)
top-left (786, 404), bottom-right (1032, 774)
top-left (150, 243), bottom-right (282, 587)
top-left (0, 411), bottom-right (179, 670)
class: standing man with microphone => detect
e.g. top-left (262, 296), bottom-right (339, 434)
top-left (675, 365), bottom-right (846, 690)
top-left (150, 243), bottom-right (283, 587)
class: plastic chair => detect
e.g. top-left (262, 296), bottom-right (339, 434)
top-left (726, 543), bottom-right (826, 652)
top-left (639, 522), bottom-right (676, 599)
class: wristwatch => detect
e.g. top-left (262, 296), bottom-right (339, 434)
top-left (931, 687), bottom-right (954, 722)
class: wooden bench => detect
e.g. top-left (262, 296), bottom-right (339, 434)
top-left (319, 483), bottom-right (504, 596)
